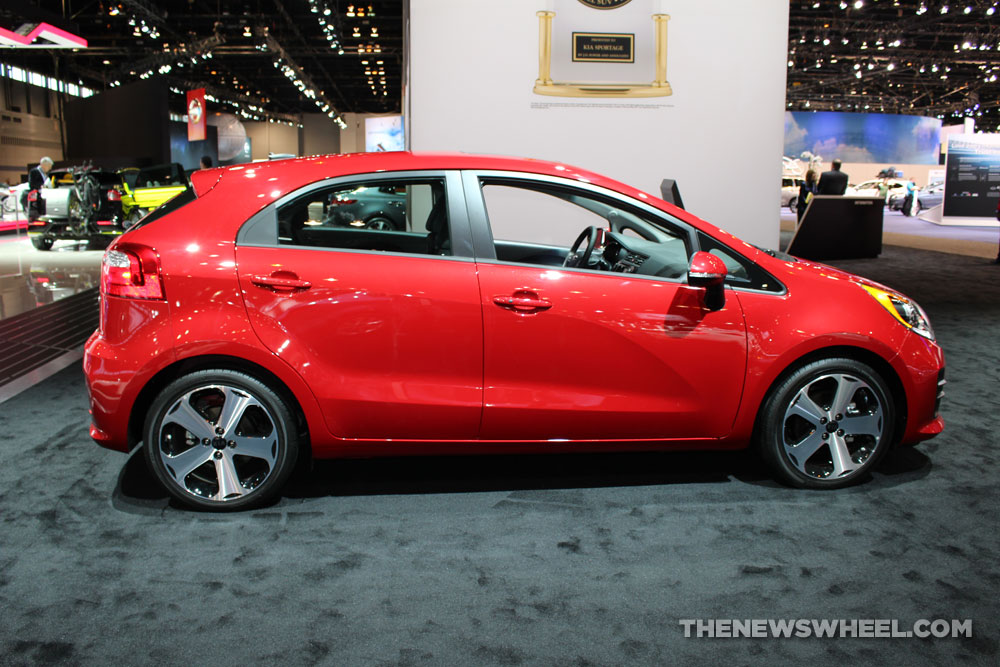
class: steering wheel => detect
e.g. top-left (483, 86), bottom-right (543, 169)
top-left (563, 226), bottom-right (601, 268)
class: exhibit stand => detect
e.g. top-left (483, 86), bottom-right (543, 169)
top-left (786, 195), bottom-right (883, 260)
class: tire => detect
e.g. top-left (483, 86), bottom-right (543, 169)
top-left (143, 370), bottom-right (300, 511)
top-left (365, 216), bottom-right (397, 231)
top-left (787, 197), bottom-right (797, 212)
top-left (757, 358), bottom-right (894, 489)
top-left (30, 236), bottom-right (54, 251)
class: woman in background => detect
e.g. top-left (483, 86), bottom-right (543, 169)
top-left (796, 169), bottom-right (817, 222)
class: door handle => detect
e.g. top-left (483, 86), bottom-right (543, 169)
top-left (492, 294), bottom-right (552, 312)
top-left (251, 274), bottom-right (312, 292)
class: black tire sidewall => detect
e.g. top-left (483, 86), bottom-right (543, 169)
top-left (143, 369), bottom-right (299, 511)
top-left (759, 358), bottom-right (895, 489)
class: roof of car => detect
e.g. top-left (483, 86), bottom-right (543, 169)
top-left (176, 151), bottom-right (760, 265)
top-left (193, 151), bottom-right (626, 195)
top-left (188, 151), bottom-right (708, 229)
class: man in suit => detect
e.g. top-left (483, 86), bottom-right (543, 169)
top-left (22, 156), bottom-right (52, 219)
top-left (28, 156), bottom-right (52, 191)
top-left (816, 158), bottom-right (849, 195)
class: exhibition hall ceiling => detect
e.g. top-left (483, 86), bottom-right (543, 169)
top-left (0, 0), bottom-right (404, 123)
top-left (1, 1), bottom-right (998, 129)
top-left (788, 0), bottom-right (1000, 130)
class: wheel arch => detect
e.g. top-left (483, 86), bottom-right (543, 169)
top-left (128, 354), bottom-right (313, 459)
top-left (750, 345), bottom-right (907, 449)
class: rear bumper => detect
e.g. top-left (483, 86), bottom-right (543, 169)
top-left (84, 298), bottom-right (175, 453)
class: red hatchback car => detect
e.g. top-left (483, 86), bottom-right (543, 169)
top-left (84, 153), bottom-right (945, 510)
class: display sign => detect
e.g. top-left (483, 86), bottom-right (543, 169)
top-left (186, 88), bottom-right (206, 142)
top-left (533, 0), bottom-right (670, 98)
top-left (0, 22), bottom-right (87, 48)
top-left (572, 33), bottom-right (634, 62)
top-left (365, 115), bottom-right (404, 152)
top-left (943, 134), bottom-right (1000, 218)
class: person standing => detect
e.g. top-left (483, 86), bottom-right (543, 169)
top-left (199, 155), bottom-right (213, 169)
top-left (902, 179), bottom-right (918, 217)
top-left (816, 158), bottom-right (849, 195)
top-left (796, 169), bottom-right (817, 221)
top-left (22, 156), bottom-right (53, 219)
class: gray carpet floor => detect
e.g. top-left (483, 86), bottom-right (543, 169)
top-left (0, 244), bottom-right (998, 666)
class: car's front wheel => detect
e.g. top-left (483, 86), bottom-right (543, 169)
top-left (758, 358), bottom-right (895, 489)
top-left (144, 370), bottom-right (300, 511)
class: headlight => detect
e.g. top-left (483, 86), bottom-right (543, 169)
top-left (861, 285), bottom-right (935, 340)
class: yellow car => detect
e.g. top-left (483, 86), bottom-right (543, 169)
top-left (119, 163), bottom-right (189, 225)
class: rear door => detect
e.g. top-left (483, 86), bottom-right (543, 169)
top-left (235, 170), bottom-right (484, 440)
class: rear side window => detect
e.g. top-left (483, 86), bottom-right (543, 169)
top-left (129, 187), bottom-right (196, 230)
top-left (275, 178), bottom-right (453, 256)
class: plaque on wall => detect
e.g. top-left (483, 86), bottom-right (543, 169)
top-left (572, 33), bottom-right (635, 63)
top-left (533, 0), bottom-right (672, 98)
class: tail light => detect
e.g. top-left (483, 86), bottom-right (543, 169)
top-left (106, 189), bottom-right (122, 202)
top-left (101, 244), bottom-right (164, 299)
top-left (330, 198), bottom-right (357, 206)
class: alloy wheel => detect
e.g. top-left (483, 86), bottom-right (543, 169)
top-left (780, 372), bottom-right (885, 480)
top-left (155, 383), bottom-right (281, 503)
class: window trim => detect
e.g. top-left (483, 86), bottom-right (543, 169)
top-left (235, 170), bottom-right (476, 259)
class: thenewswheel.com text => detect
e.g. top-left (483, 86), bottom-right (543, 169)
top-left (679, 619), bottom-right (972, 639)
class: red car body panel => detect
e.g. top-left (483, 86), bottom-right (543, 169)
top-left (84, 152), bottom-right (945, 462)
top-left (235, 245), bottom-right (484, 440)
top-left (477, 263), bottom-right (747, 441)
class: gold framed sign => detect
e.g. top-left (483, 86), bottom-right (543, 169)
top-left (533, 2), bottom-right (672, 98)
top-left (572, 33), bottom-right (635, 63)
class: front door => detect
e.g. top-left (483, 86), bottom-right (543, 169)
top-left (470, 175), bottom-right (748, 441)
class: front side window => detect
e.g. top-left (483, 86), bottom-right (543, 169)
top-left (276, 178), bottom-right (452, 256)
top-left (479, 179), bottom-right (692, 280)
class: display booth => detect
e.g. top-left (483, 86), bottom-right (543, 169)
top-left (786, 195), bottom-right (884, 260)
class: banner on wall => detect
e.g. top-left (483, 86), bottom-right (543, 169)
top-left (943, 134), bottom-right (1000, 218)
top-left (784, 111), bottom-right (941, 164)
top-left (186, 88), bottom-right (206, 141)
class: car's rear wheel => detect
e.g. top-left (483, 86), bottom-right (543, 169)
top-left (144, 370), bottom-right (299, 511)
top-left (758, 358), bottom-right (894, 489)
top-left (30, 236), bottom-right (54, 251)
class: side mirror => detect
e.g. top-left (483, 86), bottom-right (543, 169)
top-left (687, 251), bottom-right (727, 311)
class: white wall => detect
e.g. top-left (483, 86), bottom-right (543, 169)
top-left (408, 0), bottom-right (788, 248)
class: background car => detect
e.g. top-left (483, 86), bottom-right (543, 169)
top-left (29, 166), bottom-right (125, 250)
top-left (322, 183), bottom-right (408, 230)
top-left (888, 181), bottom-right (944, 213)
top-left (846, 177), bottom-right (909, 201)
top-left (119, 163), bottom-right (190, 226)
top-left (780, 177), bottom-right (803, 211)
top-left (84, 153), bottom-right (945, 511)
